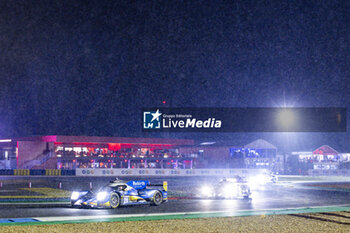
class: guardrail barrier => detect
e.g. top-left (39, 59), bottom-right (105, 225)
top-left (308, 169), bottom-right (350, 176)
top-left (76, 168), bottom-right (269, 177)
top-left (0, 168), bottom-right (269, 177)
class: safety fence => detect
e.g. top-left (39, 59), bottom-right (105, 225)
top-left (0, 169), bottom-right (75, 176)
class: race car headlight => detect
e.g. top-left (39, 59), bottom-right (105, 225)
top-left (201, 186), bottom-right (213, 197)
top-left (97, 192), bottom-right (108, 201)
top-left (71, 191), bottom-right (80, 200)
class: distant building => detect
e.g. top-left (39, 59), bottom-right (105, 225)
top-left (0, 136), bottom-right (194, 169)
top-left (179, 139), bottom-right (278, 170)
top-left (0, 136), bottom-right (302, 171)
top-left (292, 145), bottom-right (344, 172)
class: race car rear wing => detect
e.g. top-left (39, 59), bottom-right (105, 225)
top-left (147, 181), bottom-right (168, 191)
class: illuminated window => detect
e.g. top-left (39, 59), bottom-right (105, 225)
top-left (73, 147), bottom-right (82, 152)
top-left (55, 146), bottom-right (63, 152)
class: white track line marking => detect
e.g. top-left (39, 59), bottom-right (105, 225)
top-left (35, 204), bottom-right (350, 222)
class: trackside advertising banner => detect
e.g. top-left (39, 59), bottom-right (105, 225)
top-left (142, 108), bottom-right (346, 132)
top-left (76, 168), bottom-right (268, 177)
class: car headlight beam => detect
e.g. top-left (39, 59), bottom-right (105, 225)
top-left (71, 191), bottom-right (80, 200)
top-left (97, 191), bottom-right (108, 201)
top-left (248, 174), bottom-right (268, 188)
top-left (223, 185), bottom-right (234, 198)
top-left (201, 186), bottom-right (213, 197)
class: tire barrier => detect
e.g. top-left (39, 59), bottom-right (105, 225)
top-left (14, 169), bottom-right (30, 176)
top-left (0, 169), bottom-right (14, 175)
top-left (45, 169), bottom-right (61, 176)
top-left (0, 169), bottom-right (75, 176)
top-left (30, 169), bottom-right (46, 176)
top-left (61, 169), bottom-right (76, 176)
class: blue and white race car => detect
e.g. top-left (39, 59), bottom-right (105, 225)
top-left (71, 178), bottom-right (168, 208)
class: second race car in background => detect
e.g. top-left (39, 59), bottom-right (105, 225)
top-left (248, 172), bottom-right (278, 190)
top-left (199, 176), bottom-right (251, 199)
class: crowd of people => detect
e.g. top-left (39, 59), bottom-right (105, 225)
top-left (56, 146), bottom-right (197, 170)
top-left (55, 147), bottom-right (190, 159)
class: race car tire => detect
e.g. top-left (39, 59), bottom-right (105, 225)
top-left (151, 191), bottom-right (163, 206)
top-left (109, 193), bottom-right (120, 208)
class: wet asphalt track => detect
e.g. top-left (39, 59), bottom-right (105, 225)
top-left (1, 177), bottom-right (350, 218)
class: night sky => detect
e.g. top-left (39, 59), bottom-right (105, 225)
top-left (0, 0), bottom-right (349, 151)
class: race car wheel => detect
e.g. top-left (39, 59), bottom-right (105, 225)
top-left (109, 193), bottom-right (120, 208)
top-left (151, 191), bottom-right (163, 206)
